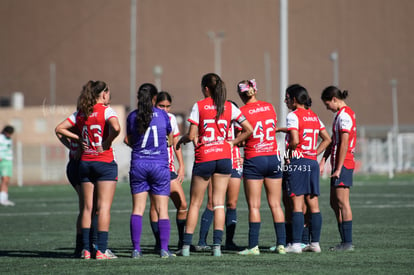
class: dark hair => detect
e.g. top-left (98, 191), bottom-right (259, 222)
top-left (156, 91), bottom-right (172, 104)
top-left (321, 86), bottom-right (348, 101)
top-left (286, 84), bottom-right (312, 109)
top-left (2, 125), bottom-right (14, 135)
top-left (78, 80), bottom-right (108, 117)
top-left (136, 83), bottom-right (158, 134)
top-left (201, 73), bottom-right (226, 119)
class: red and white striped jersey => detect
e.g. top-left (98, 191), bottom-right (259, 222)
top-left (331, 106), bottom-right (356, 169)
top-left (67, 103), bottom-right (118, 163)
top-left (286, 108), bottom-right (326, 160)
top-left (188, 98), bottom-right (245, 163)
top-left (240, 100), bottom-right (278, 159)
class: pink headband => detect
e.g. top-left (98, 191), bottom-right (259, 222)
top-left (239, 79), bottom-right (257, 93)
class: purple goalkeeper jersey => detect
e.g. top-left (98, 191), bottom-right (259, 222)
top-left (126, 107), bottom-right (172, 162)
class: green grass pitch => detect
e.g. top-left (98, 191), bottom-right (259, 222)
top-left (1, 174), bottom-right (413, 274)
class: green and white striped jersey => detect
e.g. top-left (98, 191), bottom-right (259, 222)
top-left (0, 133), bottom-right (13, 161)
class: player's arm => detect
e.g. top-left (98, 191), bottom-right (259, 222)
top-left (173, 135), bottom-right (185, 183)
top-left (176, 124), bottom-right (198, 149)
top-left (276, 127), bottom-right (288, 133)
top-left (331, 131), bottom-right (349, 178)
top-left (319, 138), bottom-right (332, 174)
top-left (102, 117), bottom-right (121, 150)
top-left (229, 119), bottom-right (252, 147)
top-left (55, 119), bottom-right (80, 143)
top-left (316, 129), bottom-right (331, 156)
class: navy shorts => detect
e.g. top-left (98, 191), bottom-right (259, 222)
top-left (192, 159), bottom-right (232, 178)
top-left (79, 160), bottom-right (118, 183)
top-left (282, 171), bottom-right (289, 192)
top-left (130, 161), bottom-right (171, 196)
top-left (287, 158), bottom-right (319, 196)
top-left (231, 168), bottom-right (242, 179)
top-left (331, 167), bottom-right (353, 187)
top-left (170, 171), bottom-right (178, 180)
top-left (66, 159), bottom-right (80, 187)
top-left (243, 155), bottom-right (283, 180)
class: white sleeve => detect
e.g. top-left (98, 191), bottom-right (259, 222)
top-left (318, 117), bottom-right (326, 130)
top-left (286, 112), bottom-right (299, 130)
top-left (104, 107), bottom-right (118, 120)
top-left (169, 113), bottom-right (180, 137)
top-left (188, 103), bottom-right (199, 125)
top-left (339, 112), bottom-right (353, 132)
top-left (67, 111), bottom-right (78, 125)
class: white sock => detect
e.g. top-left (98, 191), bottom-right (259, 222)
top-left (0, 191), bottom-right (7, 202)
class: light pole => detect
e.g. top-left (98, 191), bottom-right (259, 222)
top-left (330, 51), bottom-right (339, 87)
top-left (390, 79), bottom-right (399, 135)
top-left (153, 65), bottom-right (163, 91)
top-left (130, 0), bottom-right (137, 111)
top-left (207, 31), bottom-right (225, 76)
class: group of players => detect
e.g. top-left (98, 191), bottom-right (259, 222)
top-left (54, 73), bottom-right (356, 260)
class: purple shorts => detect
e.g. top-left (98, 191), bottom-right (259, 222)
top-left (129, 160), bottom-right (171, 195)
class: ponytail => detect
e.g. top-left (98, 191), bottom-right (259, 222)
top-left (321, 86), bottom-right (348, 101)
top-left (201, 73), bottom-right (226, 119)
top-left (136, 83), bottom-right (158, 134)
top-left (78, 80), bottom-right (108, 117)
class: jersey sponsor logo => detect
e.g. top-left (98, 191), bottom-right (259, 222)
top-left (248, 105), bottom-right (271, 115)
top-left (204, 104), bottom-right (217, 110)
top-left (253, 142), bottom-right (275, 152)
top-left (302, 116), bottom-right (318, 122)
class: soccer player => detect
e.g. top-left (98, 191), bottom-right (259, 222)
top-left (0, 125), bottom-right (15, 206)
top-left (283, 84), bottom-right (331, 254)
top-left (176, 73), bottom-right (252, 257)
top-left (320, 86), bottom-right (356, 252)
top-left (55, 80), bottom-right (120, 260)
top-left (125, 83), bottom-right (175, 258)
top-left (235, 79), bottom-right (286, 256)
top-left (195, 105), bottom-right (244, 252)
top-left (148, 91), bottom-right (188, 251)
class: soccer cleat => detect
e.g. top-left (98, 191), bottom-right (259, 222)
top-left (194, 245), bottom-right (211, 252)
top-left (212, 245), bottom-right (221, 257)
top-left (131, 249), bottom-right (143, 258)
top-left (223, 242), bottom-right (240, 251)
top-left (303, 243), bottom-right (321, 253)
top-left (275, 245), bottom-right (286, 254)
top-left (96, 249), bottom-right (117, 260)
top-left (238, 245), bottom-right (260, 256)
top-left (160, 249), bottom-right (176, 258)
top-left (0, 199), bottom-right (15, 206)
top-left (285, 243), bottom-right (302, 254)
top-left (81, 249), bottom-right (91, 260)
top-left (177, 245), bottom-right (190, 256)
top-left (329, 243), bottom-right (354, 252)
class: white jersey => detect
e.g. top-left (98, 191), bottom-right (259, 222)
top-left (0, 134), bottom-right (13, 161)
top-left (168, 113), bottom-right (180, 172)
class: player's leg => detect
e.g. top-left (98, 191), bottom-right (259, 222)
top-left (224, 174), bottom-right (241, 250)
top-left (169, 177), bottom-right (188, 249)
top-left (149, 195), bottom-right (160, 251)
top-left (196, 180), bottom-right (213, 250)
top-left (131, 191), bottom-right (148, 257)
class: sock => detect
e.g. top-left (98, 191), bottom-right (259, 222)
top-left (213, 229), bottom-right (223, 246)
top-left (225, 208), bottom-right (237, 245)
top-left (292, 212), bottom-right (304, 244)
top-left (158, 219), bottom-right (171, 251)
top-left (176, 218), bottom-right (186, 248)
top-left (130, 214), bottom-right (143, 251)
top-left (183, 233), bottom-right (193, 246)
top-left (274, 222), bottom-right (286, 246)
top-left (97, 231), bottom-right (108, 253)
top-left (338, 222), bottom-right (344, 243)
top-left (90, 214), bottom-right (98, 249)
top-left (285, 223), bottom-right (293, 244)
top-left (150, 220), bottom-right (160, 248)
top-left (310, 212), bottom-right (322, 243)
top-left (248, 222), bottom-right (261, 249)
top-left (302, 225), bottom-right (310, 244)
top-left (198, 208), bottom-right (213, 246)
top-left (0, 191), bottom-right (7, 202)
top-left (81, 228), bottom-right (90, 251)
top-left (75, 233), bottom-right (83, 253)
top-left (342, 220), bottom-right (353, 244)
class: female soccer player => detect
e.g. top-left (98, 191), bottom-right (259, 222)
top-left (320, 86), bottom-right (356, 252)
top-left (177, 73), bottom-right (252, 257)
top-left (195, 103), bottom-right (244, 252)
top-left (125, 83), bottom-right (175, 258)
top-left (55, 80), bottom-right (120, 260)
top-left (283, 84), bottom-right (331, 254)
top-left (236, 79), bottom-right (286, 256)
top-left (0, 125), bottom-right (15, 206)
top-left (148, 91), bottom-right (188, 251)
